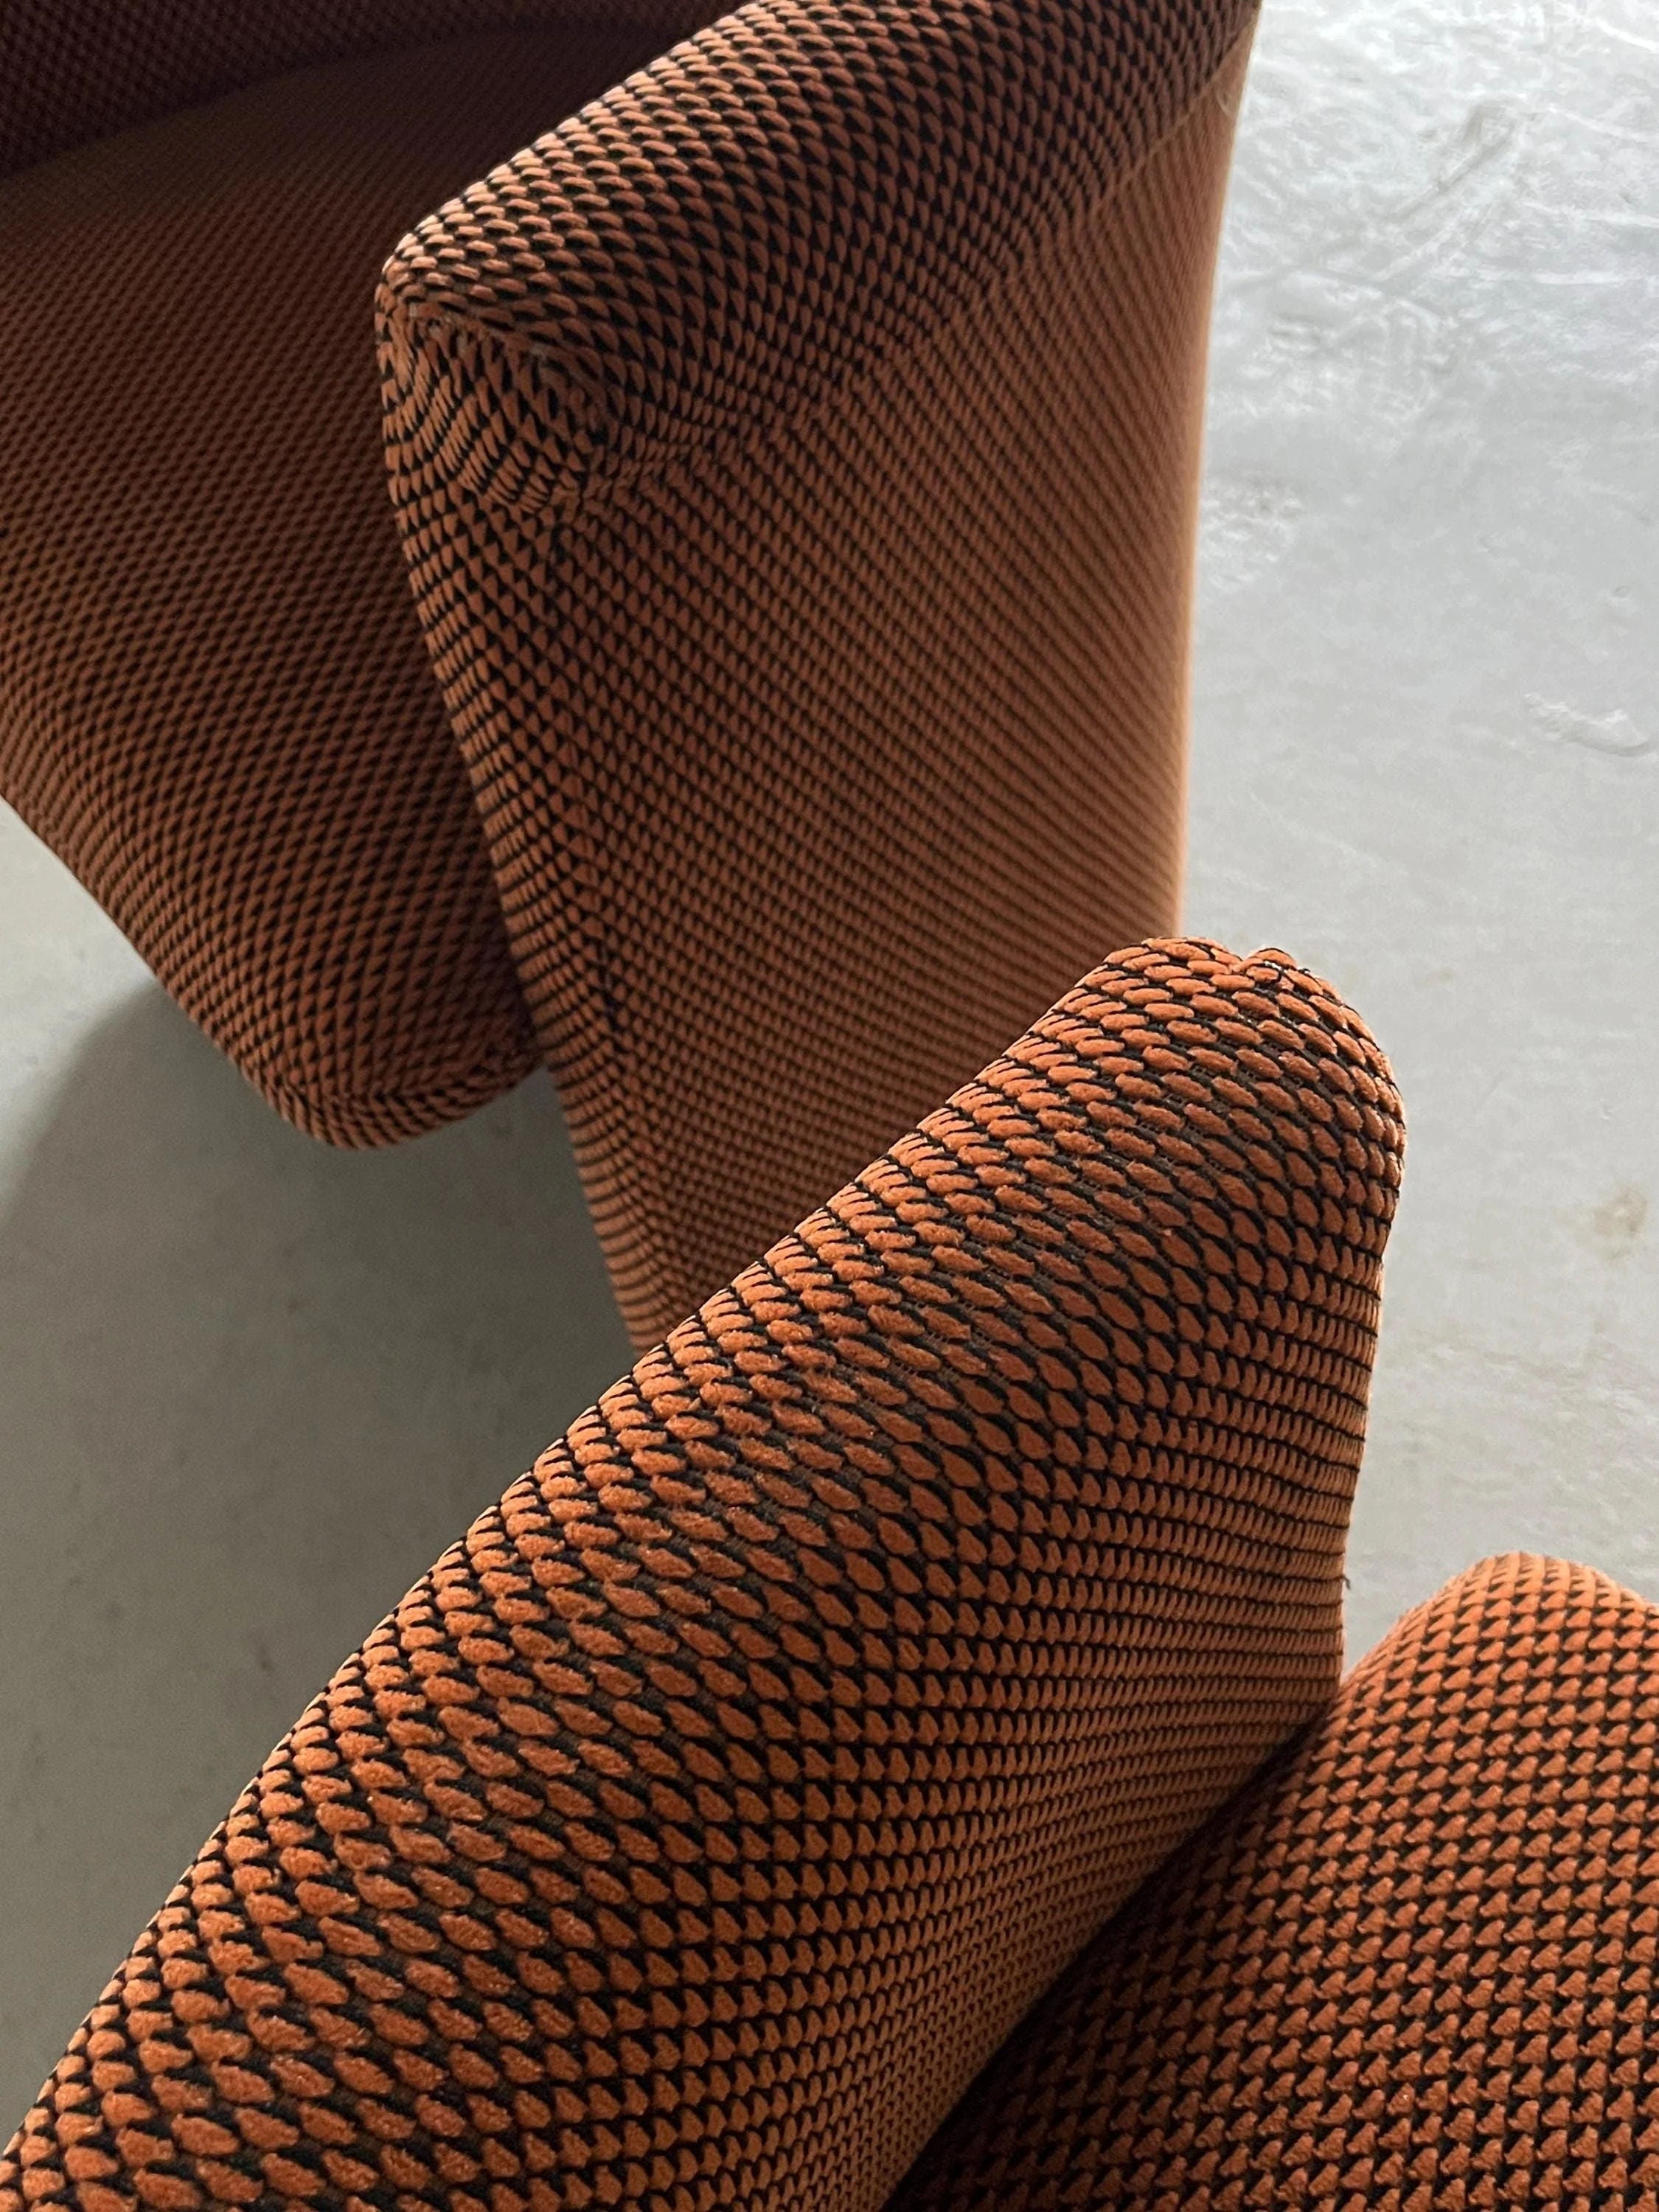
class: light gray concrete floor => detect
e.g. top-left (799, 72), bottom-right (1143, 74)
top-left (1, 0), bottom-right (1655, 2127)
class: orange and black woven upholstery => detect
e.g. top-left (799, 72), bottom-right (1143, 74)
top-left (0, 1), bottom-right (747, 178)
top-left (0, 1), bottom-right (729, 1147)
top-left (890, 1548), bottom-right (1659, 2211)
top-left (0, 936), bottom-right (1405, 2212)
top-left (377, 0), bottom-right (1257, 1339)
top-left (2, 0), bottom-right (1256, 1329)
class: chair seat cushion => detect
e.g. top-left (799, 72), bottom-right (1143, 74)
top-left (0, 23), bottom-right (670, 1143)
top-left (891, 1551), bottom-right (1659, 2211)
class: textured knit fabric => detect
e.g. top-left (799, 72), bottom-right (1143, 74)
top-left (0, 938), bottom-right (1402, 2212)
top-left (888, 1549), bottom-right (1659, 2211)
top-left (0, 0), bottom-right (730, 179)
top-left (0, 23), bottom-right (724, 1144)
top-left (2, 0), bottom-right (1255, 1297)
top-left (380, 0), bottom-right (1257, 1340)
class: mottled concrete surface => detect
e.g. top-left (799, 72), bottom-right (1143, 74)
top-left (1, 0), bottom-right (1655, 2126)
top-left (1185, 0), bottom-right (1659, 1664)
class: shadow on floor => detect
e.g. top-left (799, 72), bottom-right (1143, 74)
top-left (0, 984), bottom-right (632, 2124)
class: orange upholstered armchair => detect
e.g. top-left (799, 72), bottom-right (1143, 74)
top-left (0, 0), bottom-right (1256, 1344)
top-left (3, 937), bottom-right (1410, 2211)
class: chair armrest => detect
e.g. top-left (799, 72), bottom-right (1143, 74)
top-left (376, 0), bottom-right (1257, 516)
top-left (1, 939), bottom-right (1405, 2212)
top-left (0, 0), bottom-right (716, 178)
top-left (378, 0), bottom-right (1261, 1346)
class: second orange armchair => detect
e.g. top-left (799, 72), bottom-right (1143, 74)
top-left (0, 0), bottom-right (1257, 1342)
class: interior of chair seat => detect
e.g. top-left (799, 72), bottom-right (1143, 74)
top-left (0, 24), bottom-right (672, 1144)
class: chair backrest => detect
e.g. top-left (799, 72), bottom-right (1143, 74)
top-left (378, 0), bottom-right (1261, 1343)
top-left (0, 0), bottom-right (728, 177)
